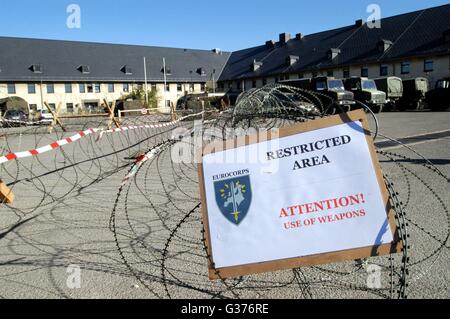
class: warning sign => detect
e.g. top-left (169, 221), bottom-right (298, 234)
top-left (198, 110), bottom-right (402, 280)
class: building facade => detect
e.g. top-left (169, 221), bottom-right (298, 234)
top-left (0, 82), bottom-right (205, 114)
top-left (1, 4), bottom-right (450, 114)
top-left (218, 4), bottom-right (450, 93)
top-left (0, 37), bottom-right (229, 114)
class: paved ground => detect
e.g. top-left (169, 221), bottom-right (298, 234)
top-left (0, 111), bottom-right (448, 299)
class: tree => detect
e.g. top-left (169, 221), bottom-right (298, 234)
top-left (121, 87), bottom-right (160, 109)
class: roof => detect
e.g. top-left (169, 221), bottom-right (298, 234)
top-left (0, 37), bottom-right (231, 83)
top-left (219, 4), bottom-right (450, 81)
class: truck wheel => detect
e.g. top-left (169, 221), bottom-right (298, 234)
top-left (371, 105), bottom-right (383, 114)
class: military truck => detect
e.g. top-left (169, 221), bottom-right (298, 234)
top-left (374, 77), bottom-right (404, 111)
top-left (398, 77), bottom-right (429, 111)
top-left (426, 77), bottom-right (450, 111)
top-left (0, 97), bottom-right (30, 119)
top-left (344, 77), bottom-right (387, 113)
top-left (280, 77), bottom-right (355, 114)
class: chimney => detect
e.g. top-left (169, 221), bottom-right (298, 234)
top-left (377, 39), bottom-right (393, 52)
top-left (279, 33), bottom-right (292, 44)
top-left (355, 19), bottom-right (365, 27)
top-left (295, 33), bottom-right (304, 40)
top-left (265, 40), bottom-right (275, 49)
top-left (327, 48), bottom-right (341, 60)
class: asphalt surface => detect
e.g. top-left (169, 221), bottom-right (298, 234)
top-left (0, 111), bottom-right (448, 299)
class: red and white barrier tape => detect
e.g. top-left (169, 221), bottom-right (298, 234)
top-left (0, 112), bottom-right (204, 165)
top-left (121, 142), bottom-right (169, 186)
top-left (0, 128), bottom-right (101, 164)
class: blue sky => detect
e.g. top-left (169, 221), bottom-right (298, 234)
top-left (0, 0), bottom-right (449, 51)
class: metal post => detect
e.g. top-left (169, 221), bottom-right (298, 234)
top-left (163, 58), bottom-right (168, 111)
top-left (143, 57), bottom-right (148, 107)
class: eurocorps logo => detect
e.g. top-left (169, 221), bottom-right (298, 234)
top-left (213, 169), bottom-right (252, 225)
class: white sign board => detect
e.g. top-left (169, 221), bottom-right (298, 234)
top-left (198, 110), bottom-right (401, 279)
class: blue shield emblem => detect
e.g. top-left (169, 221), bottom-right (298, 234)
top-left (214, 175), bottom-right (252, 225)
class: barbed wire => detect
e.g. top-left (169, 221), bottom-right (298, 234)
top-left (0, 85), bottom-right (448, 299)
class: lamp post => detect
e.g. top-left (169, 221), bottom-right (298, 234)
top-left (212, 69), bottom-right (216, 94)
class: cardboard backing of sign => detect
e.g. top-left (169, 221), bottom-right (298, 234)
top-left (197, 110), bottom-right (402, 280)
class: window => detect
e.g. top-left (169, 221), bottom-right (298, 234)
top-left (79, 65), bottom-right (90, 74)
top-left (95, 83), bottom-right (101, 93)
top-left (237, 81), bottom-right (241, 90)
top-left (362, 79), bottom-right (377, 90)
top-left (28, 83), bottom-right (36, 94)
top-left (316, 80), bottom-right (327, 91)
top-left (252, 80), bottom-right (257, 88)
top-left (380, 65), bottom-right (388, 76)
top-left (48, 103), bottom-right (56, 111)
top-left (7, 83), bottom-right (16, 94)
top-left (327, 70), bottom-right (334, 77)
top-left (197, 68), bottom-right (206, 76)
top-left (151, 84), bottom-right (157, 91)
top-left (123, 83), bottom-right (129, 92)
top-left (65, 83), bottom-right (72, 93)
top-left (162, 67), bottom-right (172, 75)
top-left (166, 100), bottom-right (171, 107)
top-left (122, 65), bottom-right (132, 75)
top-left (177, 83), bottom-right (182, 92)
top-left (401, 62), bottom-right (410, 75)
top-left (343, 68), bottom-right (350, 79)
top-left (262, 78), bottom-right (267, 86)
top-left (424, 59), bottom-right (434, 72)
top-left (79, 83), bottom-right (86, 93)
top-left (47, 83), bottom-right (54, 94)
top-left (87, 84), bottom-right (94, 93)
top-left (30, 64), bottom-right (43, 73)
top-left (190, 83), bottom-right (195, 92)
top-left (108, 83), bottom-right (115, 93)
top-left (361, 67), bottom-right (369, 77)
top-left (66, 103), bottom-right (74, 113)
top-left (285, 74), bottom-right (290, 80)
top-left (165, 83), bottom-right (170, 92)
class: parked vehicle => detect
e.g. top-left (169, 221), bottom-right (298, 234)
top-left (374, 77), bottom-right (404, 111)
top-left (280, 77), bottom-right (355, 114)
top-left (2, 109), bottom-right (28, 127)
top-left (271, 89), bottom-right (320, 116)
top-left (398, 77), bottom-right (429, 111)
top-left (37, 109), bottom-right (54, 124)
top-left (344, 77), bottom-right (387, 113)
top-left (426, 77), bottom-right (450, 111)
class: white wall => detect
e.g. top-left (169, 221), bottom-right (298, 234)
top-left (0, 82), bottom-right (205, 113)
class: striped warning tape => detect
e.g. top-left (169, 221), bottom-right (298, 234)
top-left (121, 142), bottom-right (170, 186)
top-left (0, 128), bottom-right (101, 164)
top-left (0, 111), bottom-right (206, 165)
